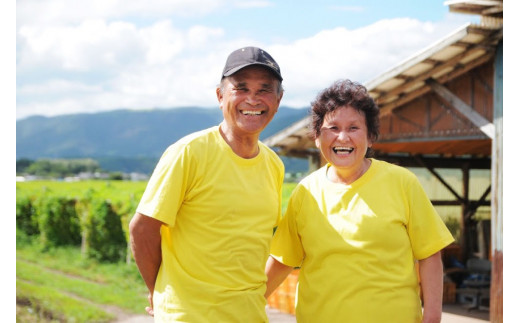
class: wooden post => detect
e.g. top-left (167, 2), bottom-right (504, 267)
top-left (490, 40), bottom-right (502, 323)
top-left (461, 163), bottom-right (471, 262)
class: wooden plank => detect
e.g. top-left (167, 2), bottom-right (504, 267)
top-left (378, 52), bottom-right (494, 117)
top-left (375, 44), bottom-right (491, 106)
top-left (425, 78), bottom-right (495, 138)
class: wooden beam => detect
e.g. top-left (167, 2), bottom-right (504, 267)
top-left (413, 155), bottom-right (465, 203)
top-left (373, 154), bottom-right (491, 169)
top-left (378, 52), bottom-right (494, 117)
top-left (431, 200), bottom-right (490, 206)
top-left (464, 185), bottom-right (492, 221)
top-left (375, 45), bottom-right (493, 106)
top-left (390, 111), bottom-right (425, 131)
top-left (425, 78), bottom-right (495, 138)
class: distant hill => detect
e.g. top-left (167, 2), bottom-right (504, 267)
top-left (16, 107), bottom-right (310, 174)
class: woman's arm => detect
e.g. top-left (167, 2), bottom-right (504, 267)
top-left (265, 256), bottom-right (295, 298)
top-left (418, 251), bottom-right (444, 323)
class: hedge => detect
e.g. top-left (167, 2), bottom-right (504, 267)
top-left (17, 195), bottom-right (128, 263)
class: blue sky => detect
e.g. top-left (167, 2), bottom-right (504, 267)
top-left (14, 1), bottom-right (480, 120)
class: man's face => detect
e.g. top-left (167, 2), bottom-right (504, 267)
top-left (217, 65), bottom-right (283, 138)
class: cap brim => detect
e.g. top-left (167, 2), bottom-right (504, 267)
top-left (222, 63), bottom-right (283, 81)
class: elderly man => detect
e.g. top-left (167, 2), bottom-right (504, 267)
top-left (129, 46), bottom-right (285, 322)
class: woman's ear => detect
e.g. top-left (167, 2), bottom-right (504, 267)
top-left (315, 137), bottom-right (321, 149)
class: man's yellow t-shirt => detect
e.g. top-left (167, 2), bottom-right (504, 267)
top-left (271, 159), bottom-right (454, 323)
top-left (137, 126), bottom-right (284, 322)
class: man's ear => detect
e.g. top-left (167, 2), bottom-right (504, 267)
top-left (277, 90), bottom-right (284, 106)
top-left (216, 87), bottom-right (223, 109)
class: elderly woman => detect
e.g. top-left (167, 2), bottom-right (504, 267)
top-left (265, 79), bottom-right (454, 323)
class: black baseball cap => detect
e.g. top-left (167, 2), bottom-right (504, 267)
top-left (221, 46), bottom-right (283, 81)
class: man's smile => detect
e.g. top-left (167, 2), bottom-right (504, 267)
top-left (241, 110), bottom-right (265, 115)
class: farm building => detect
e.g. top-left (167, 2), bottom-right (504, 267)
top-left (264, 0), bottom-right (503, 320)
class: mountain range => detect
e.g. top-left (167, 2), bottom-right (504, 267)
top-left (16, 107), bottom-right (310, 174)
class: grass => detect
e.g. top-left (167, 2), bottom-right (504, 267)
top-left (16, 236), bottom-right (149, 322)
top-left (16, 180), bottom-right (147, 201)
top-left (282, 182), bottom-right (297, 213)
top-left (15, 181), bottom-right (299, 321)
top-left (16, 178), bottom-right (467, 321)
top-left (16, 279), bottom-right (115, 323)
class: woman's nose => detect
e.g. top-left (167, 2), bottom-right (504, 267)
top-left (337, 129), bottom-right (350, 141)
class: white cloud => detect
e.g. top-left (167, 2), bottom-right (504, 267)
top-left (270, 17), bottom-right (466, 108)
top-left (18, 79), bottom-right (102, 96)
top-left (186, 26), bottom-right (226, 49)
top-left (18, 20), bottom-right (144, 71)
top-left (139, 21), bottom-right (185, 65)
top-left (16, 0), bottom-right (226, 26)
top-left (16, 0), bottom-right (472, 120)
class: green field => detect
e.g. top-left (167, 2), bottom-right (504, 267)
top-left (16, 180), bottom-right (297, 322)
top-left (17, 180), bottom-right (297, 214)
top-left (16, 172), bottom-right (483, 321)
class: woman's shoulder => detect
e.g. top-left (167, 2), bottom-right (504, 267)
top-left (374, 159), bottom-right (414, 175)
top-left (371, 159), bottom-right (419, 186)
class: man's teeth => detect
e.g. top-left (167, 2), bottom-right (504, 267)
top-left (333, 147), bottom-right (354, 154)
top-left (242, 110), bottom-right (262, 115)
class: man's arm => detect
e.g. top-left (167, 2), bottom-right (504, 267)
top-left (418, 251), bottom-right (444, 323)
top-left (129, 212), bottom-right (164, 316)
top-left (264, 256), bottom-right (295, 298)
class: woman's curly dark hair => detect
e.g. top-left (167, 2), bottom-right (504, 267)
top-left (309, 79), bottom-right (380, 156)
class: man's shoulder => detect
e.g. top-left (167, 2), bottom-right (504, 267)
top-left (177, 126), bottom-right (219, 145)
top-left (259, 141), bottom-right (283, 166)
top-left (160, 126), bottom-right (219, 159)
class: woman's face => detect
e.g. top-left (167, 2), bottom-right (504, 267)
top-left (315, 105), bottom-right (372, 181)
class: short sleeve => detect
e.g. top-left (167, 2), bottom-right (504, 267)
top-left (270, 184), bottom-right (306, 267)
top-left (406, 175), bottom-right (455, 260)
top-left (136, 143), bottom-right (194, 226)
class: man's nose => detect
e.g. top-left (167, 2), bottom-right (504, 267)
top-left (245, 92), bottom-right (261, 105)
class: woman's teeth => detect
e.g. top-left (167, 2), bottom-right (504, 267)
top-left (333, 147), bottom-right (354, 154)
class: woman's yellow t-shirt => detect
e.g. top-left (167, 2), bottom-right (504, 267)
top-left (271, 159), bottom-right (454, 323)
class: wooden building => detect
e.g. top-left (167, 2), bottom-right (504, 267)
top-left (264, 1), bottom-right (503, 320)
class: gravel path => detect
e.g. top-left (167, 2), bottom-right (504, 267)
top-left (112, 306), bottom-right (295, 322)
